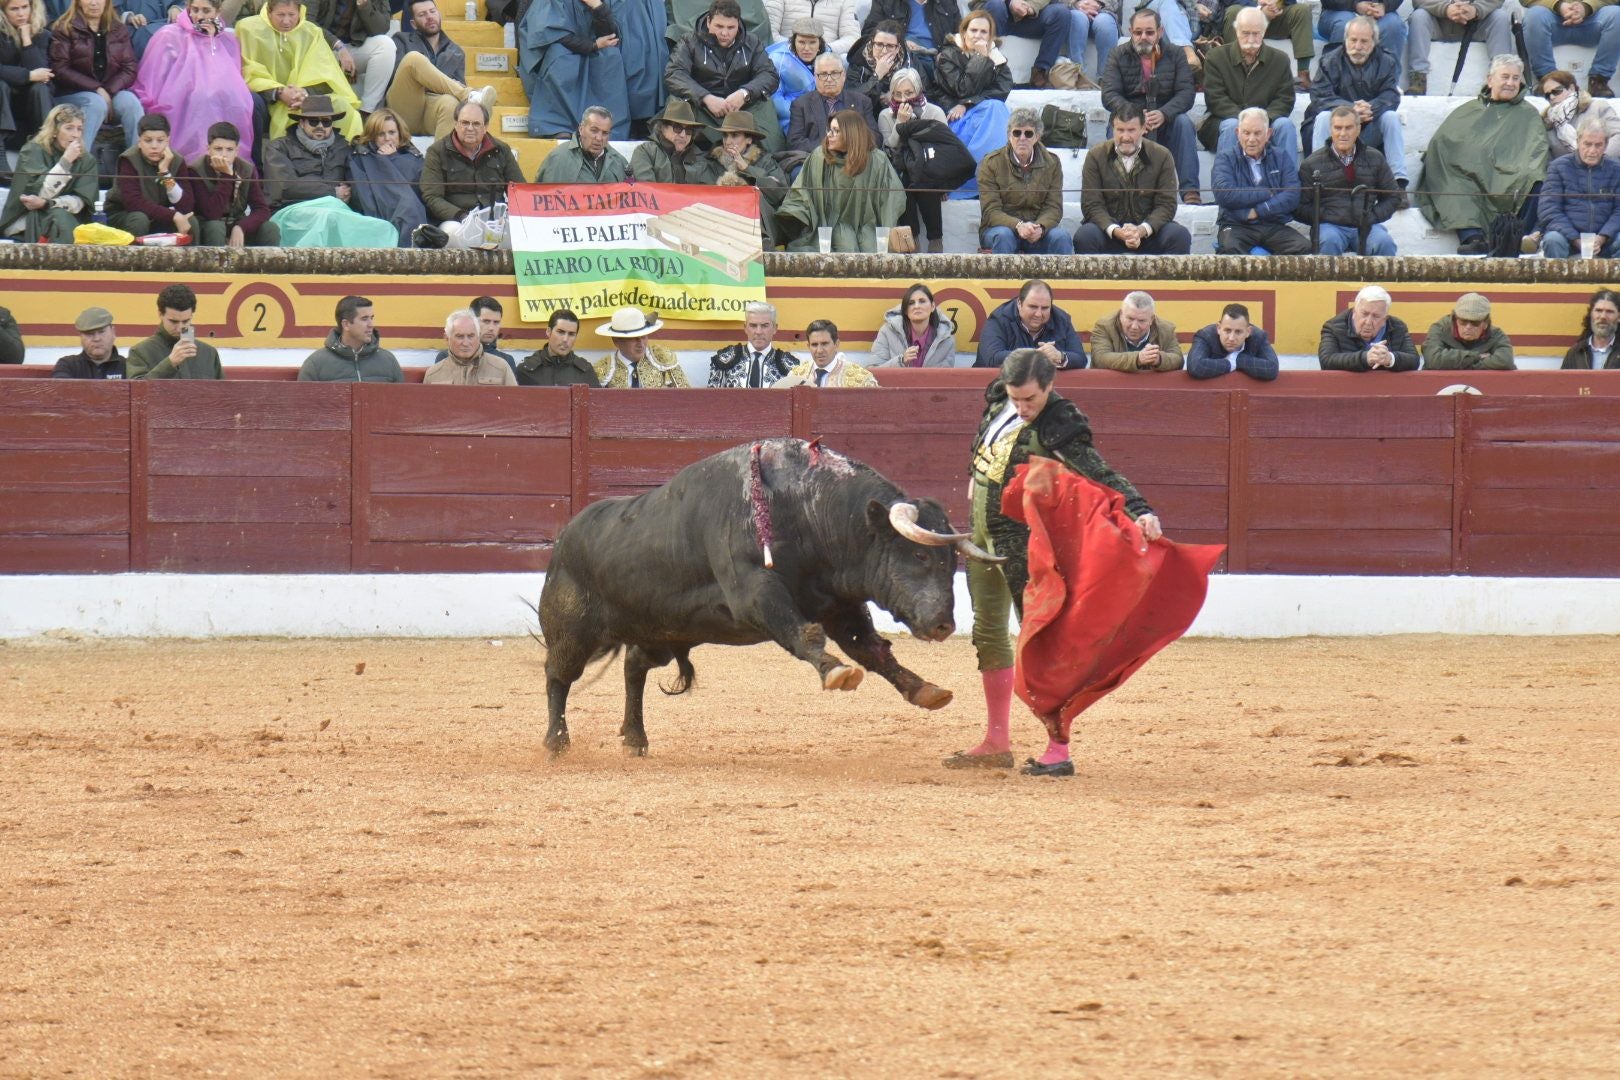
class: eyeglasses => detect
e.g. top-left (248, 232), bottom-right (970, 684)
top-left (892, 96), bottom-right (922, 106)
top-left (816, 71), bottom-right (843, 78)
top-left (302, 116), bottom-right (334, 128)
top-left (1010, 128), bottom-right (1037, 138)
top-left (1546, 85), bottom-right (1571, 99)
top-left (872, 41), bottom-right (898, 49)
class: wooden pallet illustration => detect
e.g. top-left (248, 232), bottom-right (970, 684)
top-left (644, 202), bottom-right (761, 281)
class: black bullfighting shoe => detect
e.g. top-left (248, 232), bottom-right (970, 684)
top-left (942, 750), bottom-right (1016, 769)
top-left (1019, 758), bottom-right (1076, 778)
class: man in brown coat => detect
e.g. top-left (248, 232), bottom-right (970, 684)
top-left (1075, 104), bottom-right (1192, 254)
top-left (977, 107), bottom-right (1073, 254)
top-left (423, 310), bottom-right (519, 385)
top-left (1090, 291), bottom-right (1186, 372)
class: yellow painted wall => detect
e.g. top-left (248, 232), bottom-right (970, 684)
top-left (0, 269), bottom-right (1600, 356)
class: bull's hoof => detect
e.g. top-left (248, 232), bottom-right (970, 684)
top-left (544, 733), bottom-right (571, 759)
top-left (623, 744), bottom-right (648, 757)
top-left (908, 683), bottom-right (954, 710)
top-left (822, 664), bottom-right (866, 692)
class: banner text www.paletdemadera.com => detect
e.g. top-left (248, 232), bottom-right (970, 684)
top-left (523, 288), bottom-right (752, 318)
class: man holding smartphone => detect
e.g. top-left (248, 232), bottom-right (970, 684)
top-left (125, 284), bottom-right (225, 380)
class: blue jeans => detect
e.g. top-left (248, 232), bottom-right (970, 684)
top-left (1147, 0), bottom-right (1194, 46)
top-left (1218, 115), bottom-right (1299, 160)
top-left (985, 0), bottom-right (1070, 71)
top-left (57, 88), bottom-right (144, 152)
top-left (1541, 231), bottom-right (1620, 258)
top-left (1319, 10), bottom-right (1408, 76)
top-left (1524, 3), bottom-right (1620, 79)
top-left (1317, 220), bottom-right (1396, 256)
top-left (1067, 9), bottom-right (1121, 77)
top-left (983, 224), bottom-right (1077, 254)
top-left (1311, 110), bottom-right (1408, 180)
top-left (1151, 111), bottom-right (1200, 191)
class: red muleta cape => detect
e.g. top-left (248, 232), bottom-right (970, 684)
top-left (1002, 457), bottom-right (1225, 741)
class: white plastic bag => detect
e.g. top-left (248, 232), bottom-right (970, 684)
top-left (449, 203), bottom-right (510, 250)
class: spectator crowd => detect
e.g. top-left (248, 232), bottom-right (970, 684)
top-left (3, 0), bottom-right (1620, 256)
top-left (25, 281), bottom-right (1620, 383)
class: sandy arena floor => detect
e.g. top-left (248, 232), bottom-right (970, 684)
top-left (1, 634), bottom-right (1617, 1078)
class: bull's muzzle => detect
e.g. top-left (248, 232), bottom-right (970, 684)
top-left (888, 502), bottom-right (1006, 564)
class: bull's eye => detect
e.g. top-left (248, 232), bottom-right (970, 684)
top-left (914, 550), bottom-right (931, 563)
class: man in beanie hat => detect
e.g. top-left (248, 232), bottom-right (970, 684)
top-left (1421, 292), bottom-right (1518, 370)
top-left (630, 99), bottom-right (723, 182)
top-left (52, 308), bottom-right (127, 380)
top-left (262, 93), bottom-right (354, 211)
top-left (594, 308), bottom-right (691, 387)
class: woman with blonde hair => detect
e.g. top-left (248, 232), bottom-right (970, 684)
top-left (930, 8), bottom-right (1011, 197)
top-left (48, 0), bottom-right (144, 151)
top-left (1, 0), bottom-right (55, 155)
top-left (0, 103), bottom-right (98, 241)
top-left (347, 107), bottom-right (430, 247)
top-left (777, 106), bottom-right (905, 251)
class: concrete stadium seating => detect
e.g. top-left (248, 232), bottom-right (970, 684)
top-left (0, 0), bottom-right (1598, 262)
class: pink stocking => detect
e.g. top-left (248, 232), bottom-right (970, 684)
top-left (963, 667), bottom-right (1013, 755)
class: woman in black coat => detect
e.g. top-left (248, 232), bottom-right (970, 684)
top-left (0, 0), bottom-right (54, 157)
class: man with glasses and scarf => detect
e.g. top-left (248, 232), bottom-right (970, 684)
top-left (262, 94), bottom-right (355, 211)
top-left (977, 106), bottom-right (1073, 254)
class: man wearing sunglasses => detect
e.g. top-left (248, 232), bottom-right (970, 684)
top-left (262, 94), bottom-right (355, 211)
top-left (977, 107), bottom-right (1073, 254)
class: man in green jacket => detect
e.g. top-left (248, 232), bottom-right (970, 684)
top-left (420, 99), bottom-right (527, 233)
top-left (1421, 292), bottom-right (1518, 370)
top-left (1075, 104), bottom-right (1192, 253)
top-left (1416, 54), bottom-right (1549, 255)
top-left (516, 309), bottom-right (603, 386)
top-left (1199, 7), bottom-right (1299, 153)
top-left (977, 107), bottom-right (1074, 254)
top-left (298, 295), bottom-right (404, 383)
top-left (125, 284), bottom-right (224, 380)
top-left (534, 106), bottom-right (631, 183)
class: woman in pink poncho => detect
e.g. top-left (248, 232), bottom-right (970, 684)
top-left (131, 0), bottom-right (254, 162)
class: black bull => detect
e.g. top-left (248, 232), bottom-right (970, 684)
top-left (537, 438), bottom-right (1002, 756)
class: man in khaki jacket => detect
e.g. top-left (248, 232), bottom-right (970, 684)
top-left (423, 310), bottom-right (519, 385)
top-left (977, 107), bottom-right (1073, 254)
top-left (1090, 291), bottom-right (1185, 372)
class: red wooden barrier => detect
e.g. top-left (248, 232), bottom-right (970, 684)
top-left (0, 381), bottom-right (129, 572)
top-left (4, 381), bottom-right (1620, 577)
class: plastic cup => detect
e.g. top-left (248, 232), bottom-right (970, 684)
top-left (875, 227), bottom-right (891, 252)
top-left (1581, 232), bottom-right (1599, 259)
top-left (817, 226), bottom-right (833, 254)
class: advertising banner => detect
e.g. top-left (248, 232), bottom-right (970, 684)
top-left (509, 182), bottom-right (765, 323)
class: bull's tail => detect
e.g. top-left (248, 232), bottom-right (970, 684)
top-left (521, 595), bottom-right (546, 650)
top-left (659, 649), bottom-right (696, 697)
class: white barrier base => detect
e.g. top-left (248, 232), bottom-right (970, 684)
top-left (2, 573), bottom-right (1618, 640)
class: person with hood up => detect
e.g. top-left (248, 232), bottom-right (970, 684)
top-left (237, 0), bottom-right (363, 144)
top-left (768, 16), bottom-right (825, 129)
top-left (131, 0), bottom-right (255, 162)
top-left (1416, 53), bottom-right (1550, 255)
top-left (298, 295), bottom-right (403, 383)
top-left (520, 0), bottom-right (634, 138)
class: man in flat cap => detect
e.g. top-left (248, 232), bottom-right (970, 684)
top-left (1420, 292), bottom-right (1517, 370)
top-left (53, 308), bottom-right (127, 380)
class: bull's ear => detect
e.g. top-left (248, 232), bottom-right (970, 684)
top-left (865, 499), bottom-right (890, 534)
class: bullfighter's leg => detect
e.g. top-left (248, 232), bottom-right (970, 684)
top-left (727, 570), bottom-right (865, 691)
top-left (621, 644), bottom-right (674, 756)
top-left (822, 604), bottom-right (953, 710)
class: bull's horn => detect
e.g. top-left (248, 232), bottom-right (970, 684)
top-left (955, 537), bottom-right (1007, 565)
top-left (888, 502), bottom-right (971, 546)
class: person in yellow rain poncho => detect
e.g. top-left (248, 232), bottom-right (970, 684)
top-left (236, 0), bottom-right (363, 142)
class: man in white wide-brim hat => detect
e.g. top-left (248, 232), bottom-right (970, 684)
top-left (593, 307), bottom-right (691, 388)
